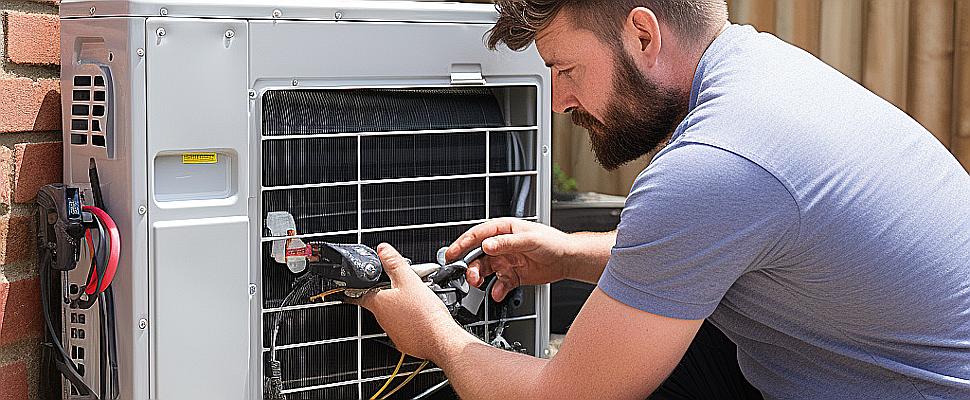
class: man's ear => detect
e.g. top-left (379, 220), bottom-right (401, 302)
top-left (627, 7), bottom-right (662, 67)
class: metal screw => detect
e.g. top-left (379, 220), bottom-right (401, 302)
top-left (249, 284), bottom-right (257, 296)
top-left (291, 79), bottom-right (299, 86)
top-left (138, 318), bottom-right (148, 329)
top-left (89, 6), bottom-right (96, 15)
top-left (159, 7), bottom-right (168, 16)
top-left (136, 48), bottom-right (145, 57)
top-left (541, 145), bottom-right (550, 155)
top-left (138, 205), bottom-right (147, 215)
top-left (156, 27), bottom-right (166, 37)
top-left (334, 11), bottom-right (343, 19)
top-left (225, 29), bottom-right (235, 39)
top-left (248, 89), bottom-right (257, 99)
top-left (272, 9), bottom-right (282, 18)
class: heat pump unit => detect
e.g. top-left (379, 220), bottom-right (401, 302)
top-left (56, 1), bottom-right (551, 399)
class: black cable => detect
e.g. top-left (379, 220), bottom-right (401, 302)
top-left (39, 250), bottom-right (100, 399)
top-left (104, 287), bottom-right (120, 399)
top-left (76, 216), bottom-right (107, 310)
top-left (89, 158), bottom-right (120, 399)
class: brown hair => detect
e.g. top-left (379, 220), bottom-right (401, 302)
top-left (486, 0), bottom-right (728, 51)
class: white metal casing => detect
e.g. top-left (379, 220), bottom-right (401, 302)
top-left (60, 1), bottom-right (552, 399)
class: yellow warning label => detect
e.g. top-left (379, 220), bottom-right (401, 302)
top-left (182, 152), bottom-right (218, 164)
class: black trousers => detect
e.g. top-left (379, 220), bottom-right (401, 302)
top-left (649, 321), bottom-right (764, 400)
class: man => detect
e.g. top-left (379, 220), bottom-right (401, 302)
top-left (355, 1), bottom-right (970, 398)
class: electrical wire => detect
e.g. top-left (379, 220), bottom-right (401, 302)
top-left (82, 206), bottom-right (120, 295)
top-left (38, 250), bottom-right (100, 399)
top-left (309, 288), bottom-right (346, 303)
top-left (369, 352), bottom-right (406, 400)
top-left (379, 360), bottom-right (430, 400)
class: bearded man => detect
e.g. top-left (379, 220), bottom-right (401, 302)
top-left (354, 1), bottom-right (970, 399)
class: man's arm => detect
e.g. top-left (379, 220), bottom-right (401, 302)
top-left (564, 231), bottom-right (617, 284)
top-left (435, 288), bottom-right (701, 399)
top-left (357, 245), bottom-right (701, 399)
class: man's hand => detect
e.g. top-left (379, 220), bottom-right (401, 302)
top-left (446, 218), bottom-right (615, 301)
top-left (354, 243), bottom-right (476, 361)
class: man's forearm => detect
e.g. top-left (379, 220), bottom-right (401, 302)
top-left (434, 328), bottom-right (550, 399)
top-left (563, 231), bottom-right (616, 284)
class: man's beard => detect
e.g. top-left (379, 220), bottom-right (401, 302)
top-left (570, 50), bottom-right (690, 171)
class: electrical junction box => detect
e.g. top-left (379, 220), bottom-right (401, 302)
top-left (57, 1), bottom-right (552, 399)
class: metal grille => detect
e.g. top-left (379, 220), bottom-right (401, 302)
top-left (260, 87), bottom-right (540, 399)
top-left (69, 75), bottom-right (108, 147)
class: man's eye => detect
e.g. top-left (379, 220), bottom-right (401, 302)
top-left (558, 68), bottom-right (574, 78)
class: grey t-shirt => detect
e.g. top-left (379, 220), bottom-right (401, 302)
top-left (598, 25), bottom-right (970, 400)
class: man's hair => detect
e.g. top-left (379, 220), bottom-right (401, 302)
top-left (486, 0), bottom-right (728, 51)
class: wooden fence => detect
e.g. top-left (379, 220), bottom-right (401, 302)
top-left (548, 0), bottom-right (970, 195)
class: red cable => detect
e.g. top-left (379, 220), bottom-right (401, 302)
top-left (83, 206), bottom-right (120, 295)
top-left (83, 229), bottom-right (98, 294)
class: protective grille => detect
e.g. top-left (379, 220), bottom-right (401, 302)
top-left (260, 87), bottom-right (540, 399)
top-left (69, 75), bottom-right (108, 147)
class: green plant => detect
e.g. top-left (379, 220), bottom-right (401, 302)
top-left (553, 163), bottom-right (578, 193)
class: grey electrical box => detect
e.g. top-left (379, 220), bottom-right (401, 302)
top-left (58, 1), bottom-right (552, 399)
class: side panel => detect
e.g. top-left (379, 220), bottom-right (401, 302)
top-left (59, 16), bottom-right (150, 400)
top-left (144, 17), bottom-right (252, 400)
top-left (152, 217), bottom-right (250, 399)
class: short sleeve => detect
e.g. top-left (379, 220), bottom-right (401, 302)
top-left (598, 142), bottom-right (799, 320)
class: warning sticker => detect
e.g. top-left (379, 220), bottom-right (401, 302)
top-left (182, 152), bottom-right (218, 164)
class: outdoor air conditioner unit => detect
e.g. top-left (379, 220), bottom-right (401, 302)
top-left (55, 1), bottom-right (551, 399)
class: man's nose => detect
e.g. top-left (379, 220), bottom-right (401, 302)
top-left (551, 78), bottom-right (581, 114)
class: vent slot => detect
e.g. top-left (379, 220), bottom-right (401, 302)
top-left (262, 186), bottom-right (358, 235)
top-left (491, 131), bottom-right (537, 173)
top-left (262, 137), bottom-right (357, 187)
top-left (276, 341), bottom-right (357, 390)
top-left (263, 305), bottom-right (358, 348)
top-left (283, 384), bottom-right (360, 400)
top-left (69, 74), bottom-right (109, 148)
top-left (490, 176), bottom-right (537, 218)
top-left (361, 224), bottom-right (474, 264)
top-left (361, 132), bottom-right (486, 180)
top-left (361, 178), bottom-right (485, 229)
top-left (262, 88), bottom-right (506, 136)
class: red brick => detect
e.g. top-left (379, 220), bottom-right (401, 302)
top-left (4, 11), bottom-right (60, 65)
top-left (0, 280), bottom-right (7, 348)
top-left (13, 142), bottom-right (62, 203)
top-left (0, 360), bottom-right (28, 400)
top-left (0, 277), bottom-right (42, 346)
top-left (0, 147), bottom-right (11, 206)
top-left (0, 78), bottom-right (61, 133)
top-left (0, 215), bottom-right (34, 265)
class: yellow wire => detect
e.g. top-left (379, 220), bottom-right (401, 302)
top-left (379, 360), bottom-right (430, 400)
top-left (369, 352), bottom-right (406, 400)
top-left (309, 288), bottom-right (345, 302)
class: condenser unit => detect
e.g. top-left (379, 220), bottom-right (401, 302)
top-left (55, 1), bottom-right (551, 399)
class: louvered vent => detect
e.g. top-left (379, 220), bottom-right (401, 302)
top-left (69, 75), bottom-right (108, 147)
top-left (261, 87), bottom-right (539, 399)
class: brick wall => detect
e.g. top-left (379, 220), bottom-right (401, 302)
top-left (0, 0), bottom-right (63, 399)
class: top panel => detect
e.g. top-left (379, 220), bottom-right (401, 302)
top-left (61, 0), bottom-right (497, 22)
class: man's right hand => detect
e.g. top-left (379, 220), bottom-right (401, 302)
top-left (446, 218), bottom-right (581, 301)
